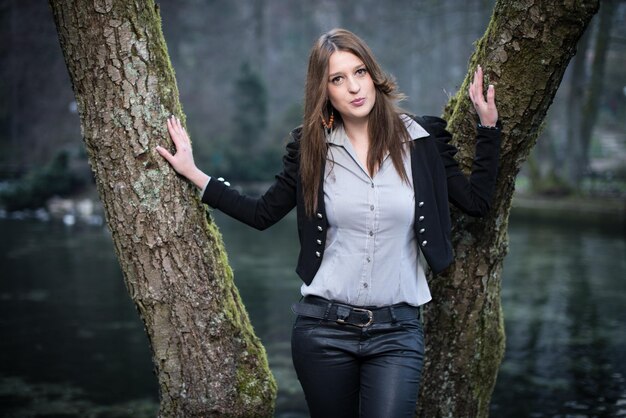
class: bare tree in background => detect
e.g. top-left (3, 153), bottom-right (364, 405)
top-left (49, 0), bottom-right (598, 416)
top-left (569, 0), bottom-right (616, 189)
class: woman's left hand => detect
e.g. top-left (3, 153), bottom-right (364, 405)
top-left (468, 65), bottom-right (498, 127)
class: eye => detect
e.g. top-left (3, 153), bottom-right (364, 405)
top-left (355, 67), bottom-right (368, 77)
top-left (330, 76), bottom-right (344, 86)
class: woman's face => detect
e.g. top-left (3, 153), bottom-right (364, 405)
top-left (326, 50), bottom-right (376, 125)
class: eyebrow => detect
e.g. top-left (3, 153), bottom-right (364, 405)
top-left (328, 64), bottom-right (366, 79)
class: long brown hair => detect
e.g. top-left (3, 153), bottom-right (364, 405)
top-left (301, 28), bottom-right (411, 217)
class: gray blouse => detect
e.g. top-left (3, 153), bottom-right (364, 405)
top-left (301, 115), bottom-right (432, 307)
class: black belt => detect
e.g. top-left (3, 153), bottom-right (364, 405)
top-left (291, 296), bottom-right (420, 328)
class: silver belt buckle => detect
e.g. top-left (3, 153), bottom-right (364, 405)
top-left (336, 307), bottom-right (373, 327)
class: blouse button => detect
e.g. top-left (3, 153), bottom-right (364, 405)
top-left (316, 239), bottom-right (322, 245)
top-left (369, 231), bottom-right (374, 237)
top-left (316, 212), bottom-right (323, 219)
top-left (419, 228), bottom-right (426, 234)
top-left (370, 205), bottom-right (375, 211)
top-left (315, 251), bottom-right (321, 258)
top-left (421, 240), bottom-right (428, 246)
top-left (317, 226), bottom-right (323, 232)
top-left (418, 216), bottom-right (425, 222)
top-left (418, 201), bottom-right (425, 207)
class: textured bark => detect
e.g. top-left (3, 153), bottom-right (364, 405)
top-left (416, 1), bottom-right (599, 417)
top-left (49, 1), bottom-right (276, 417)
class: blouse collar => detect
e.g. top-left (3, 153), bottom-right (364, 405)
top-left (326, 114), bottom-right (429, 145)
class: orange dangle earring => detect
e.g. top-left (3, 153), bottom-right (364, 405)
top-left (321, 108), bottom-right (334, 132)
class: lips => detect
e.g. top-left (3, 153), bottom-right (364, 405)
top-left (351, 97), bottom-right (366, 106)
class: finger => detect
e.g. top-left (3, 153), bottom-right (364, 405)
top-left (167, 117), bottom-right (182, 148)
top-left (473, 75), bottom-right (483, 106)
top-left (470, 68), bottom-right (477, 100)
top-left (471, 69), bottom-right (480, 103)
top-left (156, 145), bottom-right (175, 164)
top-left (471, 75), bottom-right (481, 106)
top-left (476, 65), bottom-right (484, 98)
top-left (487, 84), bottom-right (496, 107)
top-left (169, 115), bottom-right (189, 148)
top-left (174, 116), bottom-right (190, 145)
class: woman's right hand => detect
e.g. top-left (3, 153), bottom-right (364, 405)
top-left (156, 116), bottom-right (209, 190)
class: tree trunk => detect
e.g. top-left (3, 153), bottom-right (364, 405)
top-left (417, 1), bottom-right (599, 417)
top-left (48, 1), bottom-right (276, 417)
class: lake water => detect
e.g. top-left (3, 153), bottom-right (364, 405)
top-left (0, 212), bottom-right (625, 417)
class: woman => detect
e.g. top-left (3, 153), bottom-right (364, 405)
top-left (156, 28), bottom-right (500, 418)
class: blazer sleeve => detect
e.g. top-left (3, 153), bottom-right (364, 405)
top-left (422, 115), bottom-right (501, 217)
top-left (201, 133), bottom-right (300, 230)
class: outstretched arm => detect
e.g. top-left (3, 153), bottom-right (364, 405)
top-left (156, 116), bottom-right (210, 190)
top-left (156, 116), bottom-right (299, 230)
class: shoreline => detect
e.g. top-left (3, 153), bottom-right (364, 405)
top-left (510, 194), bottom-right (625, 232)
top-left (2, 190), bottom-right (625, 232)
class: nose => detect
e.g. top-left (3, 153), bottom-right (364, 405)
top-left (347, 76), bottom-right (360, 93)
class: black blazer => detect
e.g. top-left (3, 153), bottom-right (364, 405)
top-left (202, 115), bottom-right (501, 285)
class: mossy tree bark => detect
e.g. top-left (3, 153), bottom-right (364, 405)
top-left (49, 1), bottom-right (275, 417)
top-left (417, 1), bottom-right (599, 417)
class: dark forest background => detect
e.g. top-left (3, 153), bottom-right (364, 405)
top-left (0, 0), bottom-right (624, 212)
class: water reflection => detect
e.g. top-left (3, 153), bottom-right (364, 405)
top-left (0, 220), bottom-right (158, 417)
top-left (491, 218), bottom-right (626, 417)
top-left (0, 214), bottom-right (624, 417)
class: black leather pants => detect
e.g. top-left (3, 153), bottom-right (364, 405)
top-left (291, 312), bottom-right (424, 418)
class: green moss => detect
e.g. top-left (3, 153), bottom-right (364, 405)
top-left (235, 358), bottom-right (277, 416)
top-left (139, 0), bottom-right (182, 118)
top-left (201, 207), bottom-right (277, 413)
